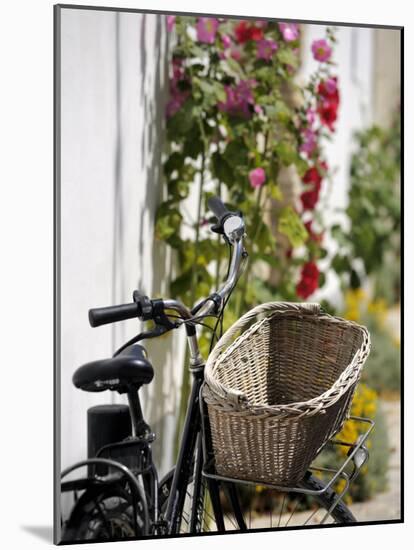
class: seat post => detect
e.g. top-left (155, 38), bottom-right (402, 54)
top-left (127, 389), bottom-right (151, 437)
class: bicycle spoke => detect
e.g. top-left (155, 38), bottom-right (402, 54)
top-left (284, 494), bottom-right (304, 527)
top-left (303, 506), bottom-right (320, 525)
top-left (278, 494), bottom-right (286, 527)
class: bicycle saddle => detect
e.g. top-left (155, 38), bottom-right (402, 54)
top-left (72, 344), bottom-right (154, 394)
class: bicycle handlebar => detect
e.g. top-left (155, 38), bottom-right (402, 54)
top-left (208, 196), bottom-right (245, 245)
top-left (207, 196), bottom-right (230, 222)
top-left (89, 302), bottom-right (142, 327)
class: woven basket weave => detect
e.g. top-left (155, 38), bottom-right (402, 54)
top-left (203, 302), bottom-right (370, 486)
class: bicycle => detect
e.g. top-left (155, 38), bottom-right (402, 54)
top-left (60, 196), bottom-right (373, 542)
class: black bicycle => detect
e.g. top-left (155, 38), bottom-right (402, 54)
top-left (60, 197), bottom-right (372, 542)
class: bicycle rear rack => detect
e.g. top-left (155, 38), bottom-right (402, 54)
top-left (202, 415), bottom-right (374, 523)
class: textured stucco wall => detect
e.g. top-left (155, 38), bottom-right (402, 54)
top-left (60, 8), bottom-right (185, 499)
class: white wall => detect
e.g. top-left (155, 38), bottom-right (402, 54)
top-left (60, 8), bottom-right (185, 493)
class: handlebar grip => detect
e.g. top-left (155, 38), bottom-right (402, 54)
top-left (208, 196), bottom-right (230, 222)
top-left (88, 302), bottom-right (141, 327)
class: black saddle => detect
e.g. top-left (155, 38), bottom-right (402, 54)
top-left (73, 344), bottom-right (154, 394)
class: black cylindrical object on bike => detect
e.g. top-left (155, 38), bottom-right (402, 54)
top-left (88, 302), bottom-right (141, 327)
top-left (87, 404), bottom-right (132, 475)
top-left (208, 196), bottom-right (230, 222)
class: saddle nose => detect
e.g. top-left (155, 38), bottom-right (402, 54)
top-left (72, 344), bottom-right (154, 394)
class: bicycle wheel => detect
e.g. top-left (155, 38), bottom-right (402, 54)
top-left (159, 469), bottom-right (356, 533)
top-left (61, 483), bottom-right (148, 542)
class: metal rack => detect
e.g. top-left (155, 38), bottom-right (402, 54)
top-left (202, 415), bottom-right (374, 524)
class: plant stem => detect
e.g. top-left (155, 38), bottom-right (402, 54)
top-left (236, 184), bottom-right (265, 319)
top-left (174, 150), bottom-right (205, 459)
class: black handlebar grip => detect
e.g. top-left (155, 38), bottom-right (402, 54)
top-left (208, 196), bottom-right (230, 222)
top-left (88, 302), bottom-right (141, 327)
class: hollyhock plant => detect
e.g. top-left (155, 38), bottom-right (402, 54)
top-left (234, 21), bottom-right (264, 44)
top-left (163, 18), bottom-right (340, 325)
top-left (257, 39), bottom-right (278, 60)
top-left (296, 261), bottom-right (320, 298)
top-left (196, 17), bottom-right (219, 44)
top-left (278, 22), bottom-right (300, 42)
top-left (249, 167), bottom-right (266, 188)
top-left (311, 38), bottom-right (332, 62)
top-left (167, 15), bottom-right (176, 32)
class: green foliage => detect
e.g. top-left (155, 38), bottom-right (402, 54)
top-left (361, 316), bottom-right (401, 395)
top-left (278, 206), bottom-right (307, 248)
top-left (330, 114), bottom-right (401, 304)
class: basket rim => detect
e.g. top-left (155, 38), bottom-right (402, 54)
top-left (204, 301), bottom-right (371, 417)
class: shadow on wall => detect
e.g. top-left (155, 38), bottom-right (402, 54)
top-left (111, 12), bottom-right (182, 474)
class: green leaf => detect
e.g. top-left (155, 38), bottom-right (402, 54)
top-left (170, 270), bottom-right (192, 299)
top-left (268, 182), bottom-right (283, 201)
top-left (318, 271), bottom-right (326, 288)
top-left (211, 151), bottom-right (234, 186)
top-left (275, 142), bottom-right (298, 167)
top-left (223, 139), bottom-right (249, 167)
top-left (155, 206), bottom-right (182, 240)
top-left (277, 48), bottom-right (300, 68)
top-left (331, 253), bottom-right (351, 274)
top-left (164, 152), bottom-right (184, 176)
top-left (278, 206), bottom-right (307, 248)
top-left (167, 100), bottom-right (195, 138)
top-left (225, 57), bottom-right (245, 77)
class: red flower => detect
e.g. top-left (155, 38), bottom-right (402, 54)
top-left (300, 166), bottom-right (323, 211)
top-left (296, 261), bottom-right (320, 299)
top-left (318, 100), bottom-right (339, 131)
top-left (318, 77), bottom-right (339, 102)
top-left (234, 21), bottom-right (264, 44)
top-left (317, 77), bottom-right (340, 131)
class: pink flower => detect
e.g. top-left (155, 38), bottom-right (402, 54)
top-left (230, 47), bottom-right (242, 61)
top-left (300, 128), bottom-right (317, 156)
top-left (218, 79), bottom-right (256, 118)
top-left (311, 39), bottom-right (332, 62)
top-left (278, 22), bottom-right (299, 42)
top-left (257, 39), bottom-right (278, 60)
top-left (323, 77), bottom-right (337, 94)
top-left (167, 15), bottom-right (176, 32)
top-left (166, 90), bottom-right (189, 118)
top-left (196, 17), bottom-right (219, 44)
top-left (306, 108), bottom-right (316, 126)
top-left (249, 167), bottom-right (266, 188)
top-left (166, 58), bottom-right (189, 118)
top-left (222, 35), bottom-right (232, 49)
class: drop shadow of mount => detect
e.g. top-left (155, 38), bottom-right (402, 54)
top-left (21, 525), bottom-right (53, 543)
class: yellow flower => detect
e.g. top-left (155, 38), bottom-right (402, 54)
top-left (336, 383), bottom-right (377, 455)
top-left (367, 299), bottom-right (387, 326)
top-left (344, 288), bottom-right (367, 321)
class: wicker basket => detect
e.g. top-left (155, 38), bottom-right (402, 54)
top-left (203, 302), bottom-right (371, 486)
